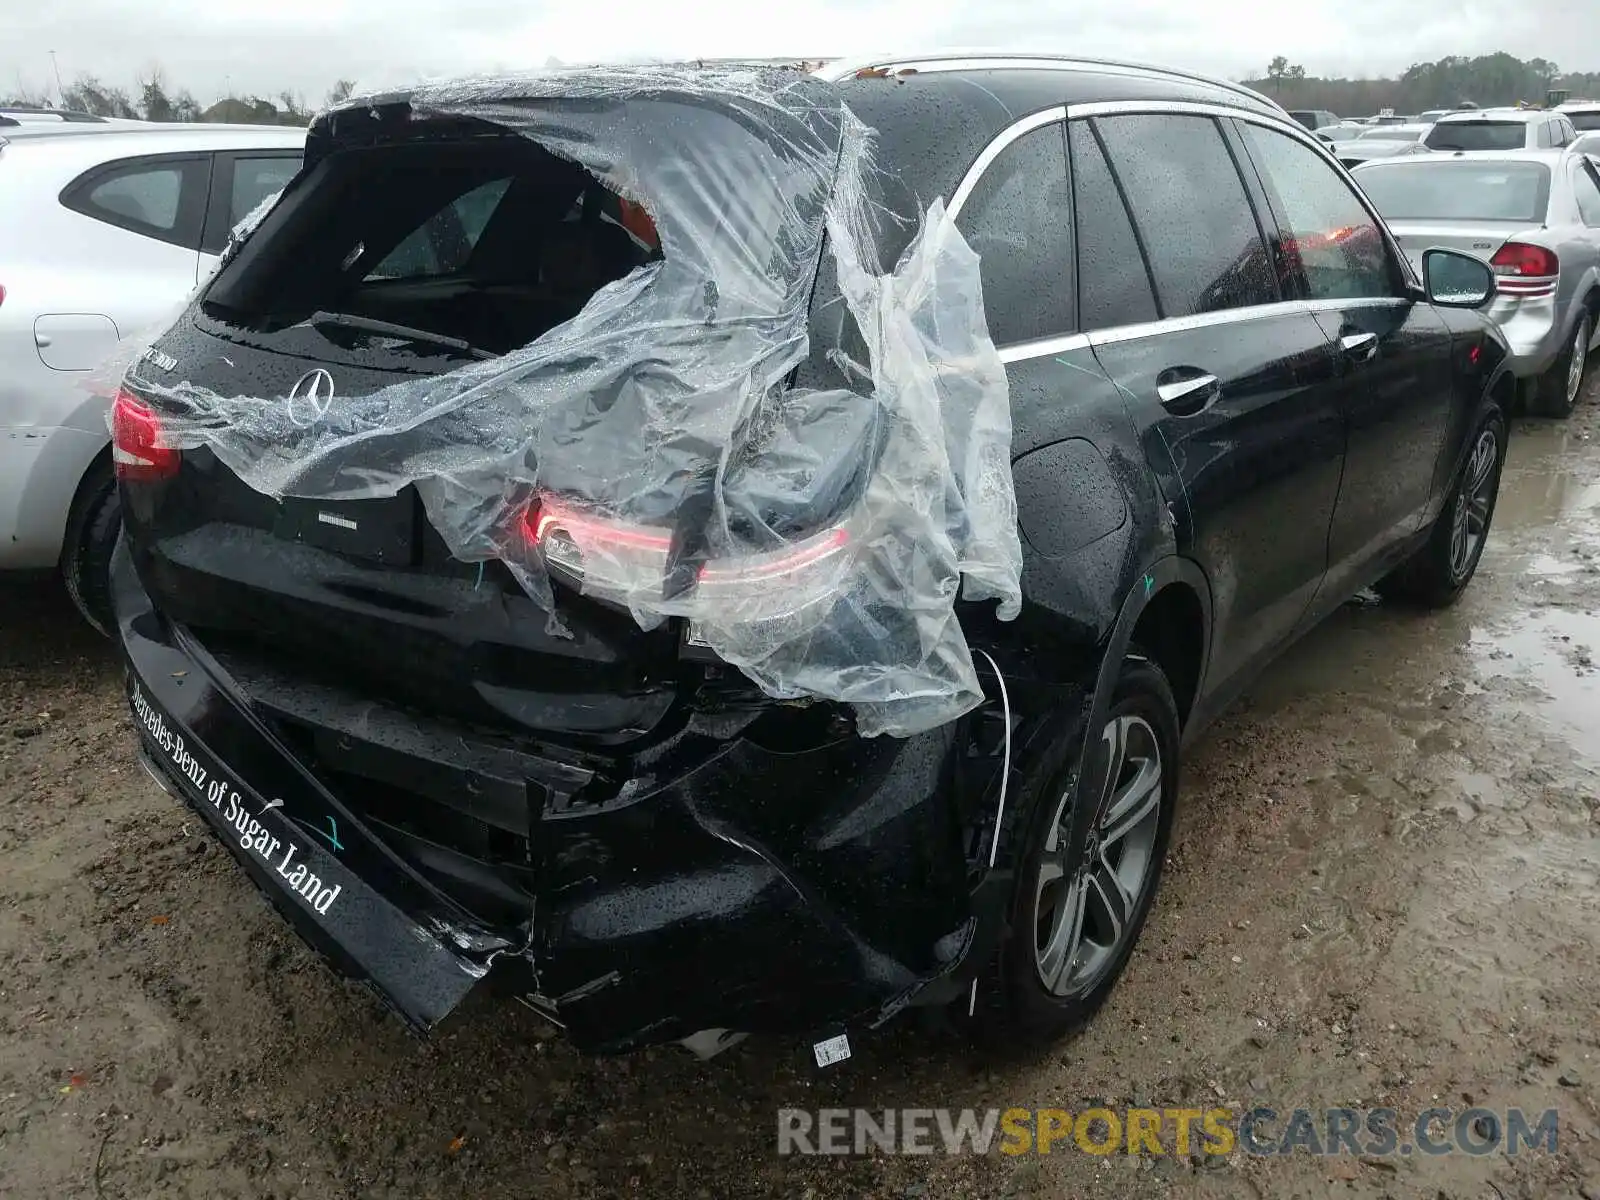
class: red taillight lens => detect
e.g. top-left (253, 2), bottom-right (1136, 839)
top-left (111, 388), bottom-right (180, 481)
top-left (0, 284), bottom-right (7, 308)
top-left (521, 494), bottom-right (855, 623)
top-left (1489, 242), bottom-right (1559, 296)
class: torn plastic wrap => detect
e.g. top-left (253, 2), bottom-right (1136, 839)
top-left (119, 66), bottom-right (1022, 736)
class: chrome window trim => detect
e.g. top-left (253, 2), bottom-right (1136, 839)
top-left (998, 333), bottom-right (1091, 363)
top-left (946, 105), bottom-right (1068, 221)
top-left (1083, 301), bottom-right (1307, 348)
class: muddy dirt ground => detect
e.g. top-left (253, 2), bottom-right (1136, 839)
top-left (4, 386), bottom-right (1600, 1200)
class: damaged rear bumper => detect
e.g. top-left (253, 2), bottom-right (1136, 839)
top-left (113, 540), bottom-right (979, 1051)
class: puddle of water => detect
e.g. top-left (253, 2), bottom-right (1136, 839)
top-left (1493, 422), bottom-right (1600, 531)
top-left (1471, 607), bottom-right (1600, 756)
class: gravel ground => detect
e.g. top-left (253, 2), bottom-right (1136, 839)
top-left (3, 381), bottom-right (1599, 1199)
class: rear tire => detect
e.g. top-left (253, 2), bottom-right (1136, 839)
top-left (1528, 312), bottom-right (1591, 418)
top-left (59, 459), bottom-right (121, 637)
top-left (1376, 407), bottom-right (1505, 608)
top-left (967, 655), bottom-right (1179, 1049)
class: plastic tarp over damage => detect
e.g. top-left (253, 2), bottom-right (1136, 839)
top-left (121, 66), bottom-right (1021, 736)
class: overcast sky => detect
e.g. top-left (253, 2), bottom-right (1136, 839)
top-left (6, 0), bottom-right (1598, 107)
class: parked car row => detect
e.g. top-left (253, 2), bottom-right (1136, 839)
top-left (1356, 147), bottom-right (1600, 415)
top-left (100, 54), bottom-right (1520, 1059)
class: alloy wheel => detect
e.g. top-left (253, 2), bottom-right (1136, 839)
top-left (1033, 714), bottom-right (1164, 997)
top-left (1569, 318), bottom-right (1590, 408)
top-left (1449, 427), bottom-right (1499, 583)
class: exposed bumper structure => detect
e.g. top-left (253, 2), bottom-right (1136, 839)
top-left (113, 539), bottom-right (980, 1051)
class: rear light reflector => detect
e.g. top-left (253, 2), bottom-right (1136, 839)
top-left (1489, 242), bottom-right (1558, 297)
top-left (111, 387), bottom-right (180, 481)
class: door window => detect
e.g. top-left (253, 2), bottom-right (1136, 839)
top-left (1092, 114), bottom-right (1279, 317)
top-left (954, 122), bottom-right (1074, 344)
top-left (1237, 122), bottom-right (1398, 301)
top-left (1067, 121), bottom-right (1159, 331)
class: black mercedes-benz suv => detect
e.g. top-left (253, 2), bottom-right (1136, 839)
top-left (111, 54), bottom-right (1512, 1058)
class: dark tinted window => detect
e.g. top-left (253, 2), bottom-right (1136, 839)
top-left (1240, 123), bottom-right (1396, 300)
top-left (1067, 122), bottom-right (1158, 331)
top-left (61, 154), bottom-right (207, 249)
top-left (1093, 114), bottom-right (1277, 317)
top-left (1574, 162), bottom-right (1600, 227)
top-left (1359, 161), bottom-right (1550, 223)
top-left (229, 156), bottom-right (300, 227)
top-left (1572, 112), bottom-right (1600, 132)
top-left (1424, 121), bottom-right (1528, 151)
top-left (954, 122), bottom-right (1073, 344)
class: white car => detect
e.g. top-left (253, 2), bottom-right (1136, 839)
top-left (1422, 107), bottom-right (1579, 152)
top-left (0, 122), bottom-right (304, 629)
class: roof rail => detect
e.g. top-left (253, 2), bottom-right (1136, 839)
top-left (813, 51), bottom-right (1282, 111)
top-left (0, 105), bottom-right (109, 124)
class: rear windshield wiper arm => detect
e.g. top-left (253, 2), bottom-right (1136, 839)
top-left (308, 310), bottom-right (497, 360)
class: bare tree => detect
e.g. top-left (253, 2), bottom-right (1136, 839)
top-left (137, 65), bottom-right (175, 122)
top-left (327, 78), bottom-right (356, 106)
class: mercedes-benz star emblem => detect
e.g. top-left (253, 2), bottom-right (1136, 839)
top-left (285, 368), bottom-right (335, 425)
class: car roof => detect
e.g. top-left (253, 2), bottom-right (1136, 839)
top-left (1356, 147), bottom-right (1570, 169)
top-left (1434, 107), bottom-right (1560, 124)
top-left (0, 123), bottom-right (305, 152)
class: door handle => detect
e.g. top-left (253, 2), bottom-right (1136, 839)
top-left (1155, 370), bottom-right (1221, 415)
top-left (1340, 331), bottom-right (1379, 361)
top-left (34, 333), bottom-right (52, 348)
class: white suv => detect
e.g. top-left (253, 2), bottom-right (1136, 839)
top-left (0, 122), bottom-right (303, 629)
top-left (1423, 107), bottom-right (1579, 152)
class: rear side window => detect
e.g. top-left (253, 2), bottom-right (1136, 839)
top-left (1574, 162), bottom-right (1600, 227)
top-left (953, 122), bottom-right (1073, 345)
top-left (1573, 111), bottom-right (1600, 132)
top-left (366, 178), bottom-right (513, 281)
top-left (1238, 123), bottom-right (1396, 301)
top-left (1092, 114), bottom-right (1278, 317)
top-left (1067, 122), bottom-right (1158, 331)
top-left (1425, 121), bottom-right (1527, 151)
top-left (61, 155), bottom-right (208, 249)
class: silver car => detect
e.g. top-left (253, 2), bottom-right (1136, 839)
top-left (1332, 123), bottom-right (1432, 169)
top-left (0, 122), bottom-right (304, 627)
top-left (1356, 148), bottom-right (1600, 415)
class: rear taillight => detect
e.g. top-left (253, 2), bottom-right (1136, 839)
top-left (0, 284), bottom-right (7, 308)
top-left (1489, 242), bottom-right (1559, 297)
top-left (111, 388), bottom-right (180, 481)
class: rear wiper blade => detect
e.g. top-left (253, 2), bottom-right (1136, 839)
top-left (308, 310), bottom-right (497, 360)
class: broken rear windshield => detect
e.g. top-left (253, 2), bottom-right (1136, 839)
top-left (1359, 161), bottom-right (1551, 222)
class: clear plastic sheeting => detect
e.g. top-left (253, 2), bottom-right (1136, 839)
top-left (120, 66), bottom-right (1021, 736)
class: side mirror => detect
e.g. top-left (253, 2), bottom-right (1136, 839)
top-left (1422, 248), bottom-right (1496, 308)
